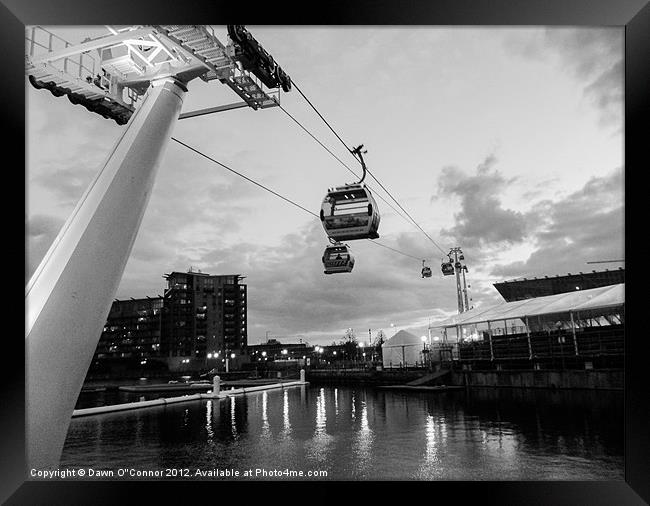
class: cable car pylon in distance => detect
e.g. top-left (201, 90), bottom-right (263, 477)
top-left (422, 260), bottom-right (432, 278)
top-left (320, 144), bottom-right (381, 242)
top-left (322, 241), bottom-right (355, 274)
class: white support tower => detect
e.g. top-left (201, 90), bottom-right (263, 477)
top-left (25, 25), bottom-right (290, 469)
top-left (447, 247), bottom-right (470, 314)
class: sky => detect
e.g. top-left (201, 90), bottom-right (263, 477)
top-left (26, 26), bottom-right (624, 346)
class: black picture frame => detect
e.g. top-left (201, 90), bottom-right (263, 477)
top-left (6, 0), bottom-right (648, 504)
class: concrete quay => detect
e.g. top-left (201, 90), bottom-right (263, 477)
top-left (72, 371), bottom-right (309, 418)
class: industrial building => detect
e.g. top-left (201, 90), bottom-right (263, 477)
top-left (493, 268), bottom-right (624, 301)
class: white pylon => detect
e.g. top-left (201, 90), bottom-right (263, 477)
top-left (25, 78), bottom-right (186, 469)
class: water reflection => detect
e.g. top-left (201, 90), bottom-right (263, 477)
top-left (334, 388), bottom-right (339, 418)
top-left (205, 400), bottom-right (214, 442)
top-left (230, 397), bottom-right (238, 439)
top-left (61, 386), bottom-right (623, 480)
top-left (351, 397), bottom-right (374, 477)
top-left (282, 389), bottom-right (292, 437)
top-left (306, 387), bottom-right (333, 464)
top-left (260, 391), bottom-right (271, 440)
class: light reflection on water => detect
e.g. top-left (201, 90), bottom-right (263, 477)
top-left (261, 391), bottom-right (270, 439)
top-left (334, 388), bottom-right (339, 417)
top-left (282, 389), bottom-right (291, 437)
top-left (61, 386), bottom-right (623, 480)
top-left (351, 397), bottom-right (374, 478)
top-left (305, 387), bottom-right (334, 465)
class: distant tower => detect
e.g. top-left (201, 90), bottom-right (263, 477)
top-left (447, 247), bottom-right (470, 313)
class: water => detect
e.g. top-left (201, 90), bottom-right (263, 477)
top-left (60, 386), bottom-right (623, 480)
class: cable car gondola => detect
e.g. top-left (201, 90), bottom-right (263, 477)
top-left (441, 259), bottom-right (455, 276)
top-left (322, 242), bottom-right (355, 274)
top-left (421, 260), bottom-right (432, 278)
top-left (320, 183), bottom-right (380, 241)
top-left (319, 144), bottom-right (380, 241)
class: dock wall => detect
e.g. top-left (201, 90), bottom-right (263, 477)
top-left (452, 369), bottom-right (623, 390)
top-left (307, 369), bottom-right (424, 385)
top-left (306, 368), bottom-right (623, 390)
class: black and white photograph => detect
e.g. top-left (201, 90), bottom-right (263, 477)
top-left (8, 5), bottom-right (648, 503)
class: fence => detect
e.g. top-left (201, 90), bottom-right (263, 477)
top-left (458, 326), bottom-right (623, 363)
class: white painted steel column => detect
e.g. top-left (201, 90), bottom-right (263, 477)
top-left (570, 312), bottom-right (579, 355)
top-left (25, 78), bottom-right (186, 469)
top-left (487, 320), bottom-right (494, 361)
top-left (525, 316), bottom-right (533, 360)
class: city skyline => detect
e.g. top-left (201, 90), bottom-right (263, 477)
top-left (26, 26), bottom-right (624, 345)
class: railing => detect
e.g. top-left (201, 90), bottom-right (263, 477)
top-left (458, 327), bottom-right (624, 362)
top-left (27, 26), bottom-right (98, 80)
top-left (309, 360), bottom-right (383, 370)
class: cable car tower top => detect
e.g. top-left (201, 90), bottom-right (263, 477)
top-left (26, 25), bottom-right (291, 124)
top-left (443, 247), bottom-right (471, 314)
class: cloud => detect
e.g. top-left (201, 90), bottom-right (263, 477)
top-left (31, 161), bottom-right (98, 205)
top-left (490, 168), bottom-right (624, 280)
top-left (436, 155), bottom-right (532, 249)
top-left (504, 27), bottom-right (623, 127)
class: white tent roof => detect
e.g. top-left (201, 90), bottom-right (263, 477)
top-left (433, 283), bottom-right (624, 329)
top-left (383, 330), bottom-right (421, 348)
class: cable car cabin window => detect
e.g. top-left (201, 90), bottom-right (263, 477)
top-left (326, 251), bottom-right (349, 263)
top-left (322, 193), bottom-right (370, 218)
top-left (322, 244), bottom-right (355, 273)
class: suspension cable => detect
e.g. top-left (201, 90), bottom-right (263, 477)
top-left (172, 137), bottom-right (425, 264)
top-left (292, 81), bottom-right (354, 153)
top-left (368, 240), bottom-right (425, 262)
top-left (172, 137), bottom-right (318, 219)
top-left (276, 102), bottom-right (412, 225)
top-left (289, 80), bottom-right (449, 255)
